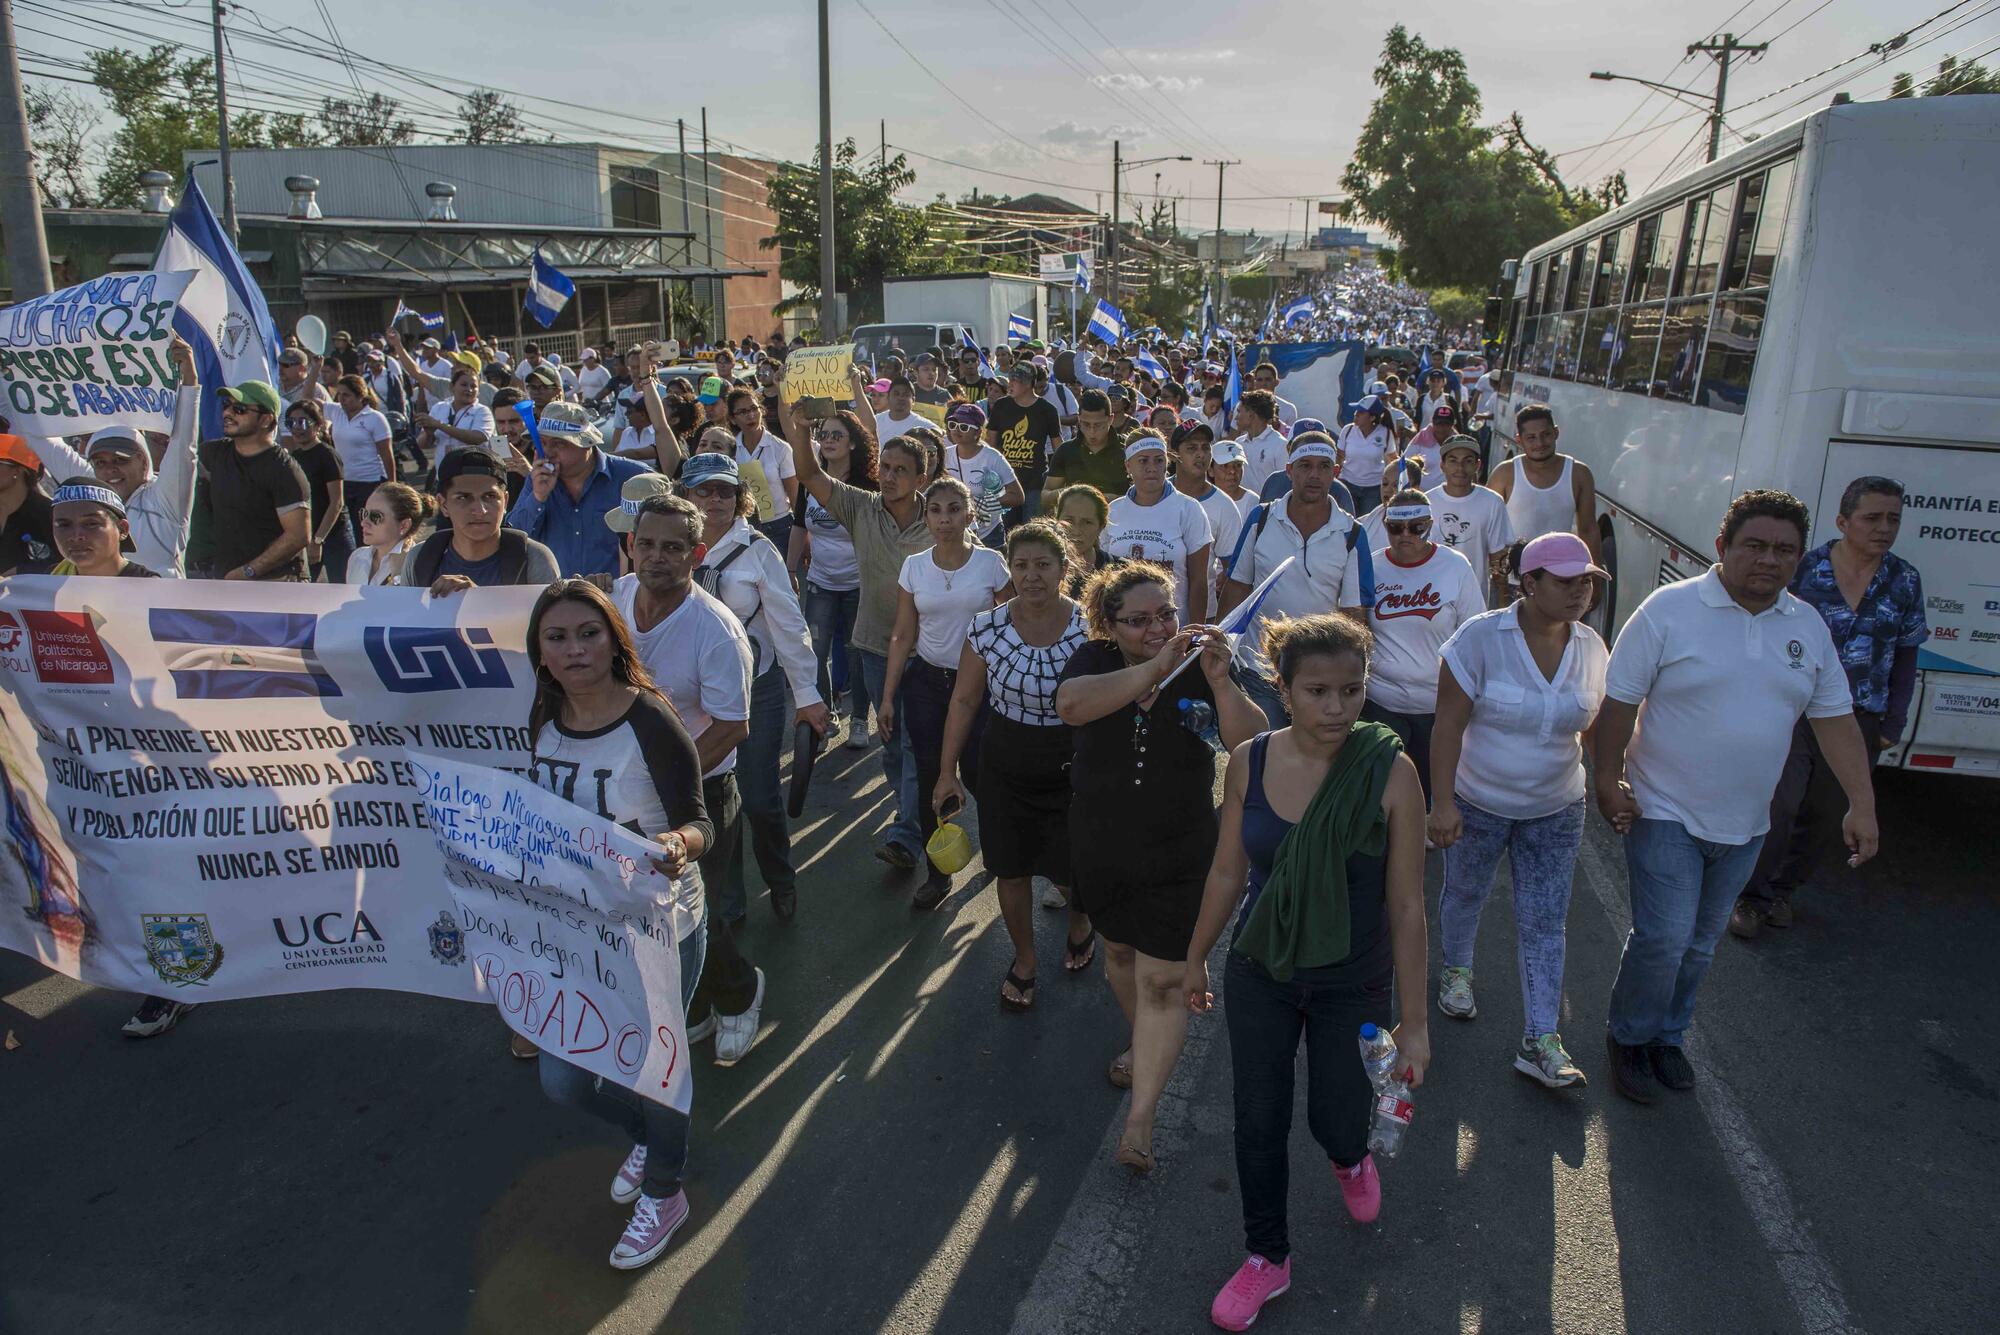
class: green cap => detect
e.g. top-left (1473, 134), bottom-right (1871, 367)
top-left (698, 375), bottom-right (728, 404)
top-left (218, 381), bottom-right (283, 416)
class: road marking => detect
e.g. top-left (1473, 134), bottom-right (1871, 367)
top-left (1005, 939), bottom-right (1228, 1335)
top-left (1576, 837), bottom-right (1860, 1335)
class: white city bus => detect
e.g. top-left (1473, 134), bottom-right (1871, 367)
top-left (1493, 95), bottom-right (2000, 776)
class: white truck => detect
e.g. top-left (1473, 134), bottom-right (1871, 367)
top-left (855, 273), bottom-right (1049, 365)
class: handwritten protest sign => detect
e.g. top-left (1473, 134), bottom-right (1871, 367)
top-left (0, 271), bottom-right (194, 438)
top-left (779, 343), bottom-right (859, 406)
top-left (411, 752), bottom-right (692, 1109)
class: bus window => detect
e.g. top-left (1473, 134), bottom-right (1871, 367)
top-left (1525, 257), bottom-right (1549, 321)
top-left (1720, 171), bottom-right (1766, 292)
top-left (1699, 295), bottom-right (1765, 414)
top-left (1610, 305), bottom-right (1663, 395)
top-left (1550, 312), bottom-right (1583, 380)
top-left (1576, 309), bottom-right (1616, 386)
top-left (1543, 252), bottom-right (1568, 313)
top-left (1679, 194), bottom-right (1729, 297)
top-left (1627, 214), bottom-right (1663, 304)
top-left (1746, 159), bottom-right (1796, 288)
top-left (1569, 237), bottom-right (1600, 311)
top-left (1656, 298), bottom-right (1711, 402)
top-left (1602, 223), bottom-right (1634, 306)
top-left (1643, 207), bottom-right (1685, 303)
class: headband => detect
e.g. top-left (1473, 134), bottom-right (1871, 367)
top-left (1384, 503), bottom-right (1433, 522)
top-left (1288, 440), bottom-right (1338, 462)
top-left (1123, 437), bottom-right (1167, 460)
top-left (53, 482), bottom-right (127, 517)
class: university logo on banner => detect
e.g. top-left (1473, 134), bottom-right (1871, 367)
top-left (141, 912), bottom-right (225, 986)
top-left (364, 626), bottom-right (512, 694)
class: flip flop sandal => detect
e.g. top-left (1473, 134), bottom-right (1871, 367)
top-left (1115, 1142), bottom-right (1155, 1175)
top-left (1064, 929), bottom-right (1099, 972)
top-left (1107, 1054), bottom-right (1133, 1089)
top-left (999, 969), bottom-right (1038, 1012)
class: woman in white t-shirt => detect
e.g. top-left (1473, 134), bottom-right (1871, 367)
top-left (1364, 487), bottom-right (1487, 801)
top-left (1335, 397), bottom-right (1398, 518)
top-left (330, 374), bottom-right (396, 535)
top-left (881, 476), bottom-right (1012, 910)
top-left (943, 402), bottom-right (1023, 546)
top-left (1427, 533), bottom-right (1609, 1090)
top-left (1099, 431), bottom-right (1213, 624)
top-left (788, 408), bottom-right (876, 743)
top-left (522, 578), bottom-right (713, 1271)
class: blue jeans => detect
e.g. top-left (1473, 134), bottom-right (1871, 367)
top-left (1439, 797), bottom-right (1586, 1041)
top-left (1606, 818), bottom-right (1765, 1048)
top-left (858, 648), bottom-right (920, 856)
top-left (1348, 483), bottom-right (1383, 516)
top-left (718, 661), bottom-right (795, 920)
top-left (802, 581), bottom-right (865, 718)
top-left (539, 915), bottom-right (707, 1200)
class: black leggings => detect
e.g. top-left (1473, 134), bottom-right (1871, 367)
top-left (902, 657), bottom-right (983, 884)
top-left (1224, 949), bottom-right (1390, 1265)
top-left (1360, 700), bottom-right (1435, 803)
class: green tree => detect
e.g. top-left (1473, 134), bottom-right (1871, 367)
top-left (320, 93), bottom-right (416, 147)
top-left (1889, 55), bottom-right (2000, 97)
top-left (763, 138), bottom-right (943, 327)
top-left (87, 45), bottom-right (312, 208)
top-left (458, 89), bottom-right (530, 144)
top-left (1339, 26), bottom-right (1621, 290)
top-left (25, 84), bottom-right (97, 207)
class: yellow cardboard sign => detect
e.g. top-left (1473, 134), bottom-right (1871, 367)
top-left (780, 344), bottom-right (858, 405)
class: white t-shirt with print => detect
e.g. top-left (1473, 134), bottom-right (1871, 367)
top-left (611, 576), bottom-right (752, 778)
top-left (898, 545), bottom-right (1011, 669)
top-left (1366, 542), bottom-right (1486, 714)
top-left (945, 444), bottom-right (1019, 539)
top-left (1428, 485), bottom-right (1513, 604)
top-left (1102, 487), bottom-right (1214, 621)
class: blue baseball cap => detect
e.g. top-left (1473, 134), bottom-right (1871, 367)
top-left (1290, 417), bottom-right (1328, 437)
top-left (680, 451), bottom-right (741, 490)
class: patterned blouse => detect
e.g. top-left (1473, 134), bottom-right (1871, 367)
top-left (1789, 541), bottom-right (1927, 716)
top-left (967, 600), bottom-right (1089, 727)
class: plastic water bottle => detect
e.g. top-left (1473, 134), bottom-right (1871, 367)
top-left (1178, 697), bottom-right (1214, 736)
top-left (1359, 1022), bottom-right (1415, 1159)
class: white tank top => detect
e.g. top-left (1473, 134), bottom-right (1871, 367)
top-left (1505, 455), bottom-right (1576, 544)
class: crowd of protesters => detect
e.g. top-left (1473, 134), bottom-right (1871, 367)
top-left (0, 284), bottom-right (1914, 1315)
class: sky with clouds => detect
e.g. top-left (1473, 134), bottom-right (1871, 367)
top-left (21, 0), bottom-right (1995, 240)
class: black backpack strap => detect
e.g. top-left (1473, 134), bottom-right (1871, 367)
top-left (495, 529), bottom-right (531, 584)
top-left (410, 531), bottom-right (452, 587)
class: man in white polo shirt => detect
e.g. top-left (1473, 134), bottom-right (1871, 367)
top-left (1594, 489), bottom-right (1878, 1105)
top-left (1218, 432), bottom-right (1373, 727)
top-left (1233, 390), bottom-right (1290, 496)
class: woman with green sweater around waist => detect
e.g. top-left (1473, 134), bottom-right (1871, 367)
top-left (1184, 613), bottom-right (1432, 1333)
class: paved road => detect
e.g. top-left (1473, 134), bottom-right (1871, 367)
top-left (3, 733), bottom-right (1996, 1335)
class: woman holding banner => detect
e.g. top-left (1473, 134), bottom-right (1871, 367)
top-left (524, 578), bottom-right (713, 1272)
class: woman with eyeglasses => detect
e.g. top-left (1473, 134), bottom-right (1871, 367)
top-left (789, 409), bottom-right (879, 747)
top-left (1054, 564), bottom-right (1262, 1173)
top-left (1363, 488), bottom-right (1487, 802)
top-left (880, 475), bottom-right (1012, 912)
top-left (280, 398), bottom-right (351, 582)
top-left (346, 481), bottom-right (433, 586)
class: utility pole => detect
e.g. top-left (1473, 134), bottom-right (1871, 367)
top-left (879, 118), bottom-right (886, 171)
top-left (211, 0), bottom-right (238, 243)
top-left (0, 0), bottom-right (53, 299)
top-left (701, 107), bottom-right (717, 341)
top-left (816, 0), bottom-right (837, 338)
top-left (676, 118), bottom-right (692, 233)
top-left (1688, 32), bottom-right (1767, 163)
top-left (1108, 140), bottom-right (1120, 308)
top-left (1205, 159), bottom-right (1238, 311)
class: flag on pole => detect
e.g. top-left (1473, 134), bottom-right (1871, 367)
top-left (962, 328), bottom-right (993, 380)
top-left (1199, 291), bottom-right (1217, 344)
top-left (1132, 347), bottom-right (1167, 381)
top-left (1157, 557), bottom-right (1296, 691)
top-left (1006, 312), bottom-right (1033, 343)
top-left (523, 249), bottom-right (575, 329)
top-left (155, 172), bottom-right (281, 443)
top-left (1257, 293), bottom-right (1279, 340)
top-left (1281, 294), bottom-right (1314, 329)
top-left (1075, 252), bottom-right (1092, 292)
top-left (1222, 346), bottom-right (1243, 420)
top-left (392, 299), bottom-right (445, 331)
top-left (1085, 298), bottom-right (1128, 346)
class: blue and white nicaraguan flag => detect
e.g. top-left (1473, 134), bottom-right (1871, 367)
top-left (1007, 312), bottom-right (1033, 342)
top-left (523, 250), bottom-right (575, 329)
top-left (1074, 252), bottom-right (1092, 292)
top-left (961, 328), bottom-right (993, 380)
top-left (1132, 347), bottom-right (1167, 381)
top-left (1281, 293), bottom-right (1314, 328)
top-left (392, 300), bottom-right (445, 331)
top-left (1086, 298), bottom-right (1128, 345)
top-left (155, 172), bottom-right (281, 442)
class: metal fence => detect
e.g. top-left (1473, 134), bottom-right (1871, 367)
top-left (511, 324), bottom-right (662, 360)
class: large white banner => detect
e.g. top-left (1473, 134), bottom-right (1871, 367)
top-left (0, 271), bottom-right (194, 438)
top-left (415, 753), bottom-right (692, 1112)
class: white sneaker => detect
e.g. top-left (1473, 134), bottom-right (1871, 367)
top-left (610, 1144), bottom-right (647, 1203)
top-left (713, 967), bottom-right (765, 1066)
top-left (1437, 966), bottom-right (1477, 1019)
top-left (1039, 881), bottom-right (1069, 910)
top-left (122, 997), bottom-right (195, 1038)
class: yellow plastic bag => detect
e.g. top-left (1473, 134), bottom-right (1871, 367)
top-left (926, 819), bottom-right (972, 874)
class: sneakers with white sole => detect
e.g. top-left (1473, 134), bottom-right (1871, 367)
top-left (1514, 1033), bottom-right (1586, 1088)
top-left (609, 1190), bottom-right (688, 1270)
top-left (1437, 966), bottom-right (1477, 1019)
top-left (610, 1144), bottom-right (647, 1203)
top-left (713, 967), bottom-right (765, 1066)
top-left (121, 997), bottom-right (195, 1038)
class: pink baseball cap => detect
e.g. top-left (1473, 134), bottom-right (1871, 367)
top-left (1518, 532), bottom-right (1608, 580)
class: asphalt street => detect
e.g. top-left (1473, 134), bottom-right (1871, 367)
top-left (2, 727), bottom-right (1996, 1335)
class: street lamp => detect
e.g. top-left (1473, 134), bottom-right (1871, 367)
top-left (1108, 143), bottom-right (1192, 305)
top-left (1588, 70), bottom-right (1715, 113)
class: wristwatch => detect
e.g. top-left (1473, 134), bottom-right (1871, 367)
top-left (241, 563), bottom-right (257, 579)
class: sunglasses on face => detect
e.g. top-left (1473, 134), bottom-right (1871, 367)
top-left (361, 509), bottom-right (389, 523)
top-left (813, 429), bottom-right (848, 443)
top-left (1114, 608), bottom-right (1179, 630)
top-left (286, 418), bottom-right (314, 431)
top-left (1385, 521), bottom-right (1431, 537)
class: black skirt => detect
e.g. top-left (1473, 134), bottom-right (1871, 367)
top-left (976, 712), bottom-right (1073, 882)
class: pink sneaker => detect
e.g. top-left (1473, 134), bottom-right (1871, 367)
top-left (609, 1144), bottom-right (647, 1204)
top-left (1210, 1253), bottom-right (1291, 1330)
top-left (1334, 1154), bottom-right (1380, 1223)
top-left (609, 1189), bottom-right (688, 1270)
